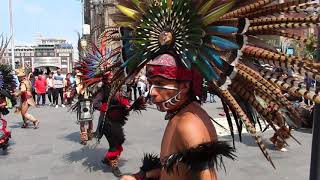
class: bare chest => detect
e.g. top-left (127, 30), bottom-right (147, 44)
top-left (160, 121), bottom-right (178, 160)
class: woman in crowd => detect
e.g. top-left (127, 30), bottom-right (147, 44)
top-left (46, 72), bottom-right (55, 106)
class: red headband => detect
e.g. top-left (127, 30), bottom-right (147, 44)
top-left (146, 54), bottom-right (203, 97)
top-left (146, 65), bottom-right (193, 81)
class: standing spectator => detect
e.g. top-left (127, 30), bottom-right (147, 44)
top-left (35, 74), bottom-right (47, 106)
top-left (46, 72), bottom-right (55, 106)
top-left (64, 73), bottom-right (73, 105)
top-left (131, 77), bottom-right (138, 101)
top-left (137, 75), bottom-right (147, 97)
top-left (53, 69), bottom-right (65, 108)
top-left (28, 73), bottom-right (36, 101)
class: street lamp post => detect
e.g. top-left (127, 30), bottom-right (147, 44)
top-left (9, 0), bottom-right (15, 70)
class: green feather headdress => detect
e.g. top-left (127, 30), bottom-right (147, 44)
top-left (101, 0), bottom-right (320, 168)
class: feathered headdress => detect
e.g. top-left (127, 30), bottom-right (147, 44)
top-left (0, 35), bottom-right (16, 96)
top-left (75, 36), bottom-right (121, 88)
top-left (97, 0), bottom-right (320, 168)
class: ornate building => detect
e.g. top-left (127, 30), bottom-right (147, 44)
top-left (3, 38), bottom-right (73, 74)
top-left (83, 0), bottom-right (118, 44)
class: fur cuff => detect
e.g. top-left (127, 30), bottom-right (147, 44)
top-left (162, 141), bottom-right (236, 173)
top-left (140, 153), bottom-right (161, 172)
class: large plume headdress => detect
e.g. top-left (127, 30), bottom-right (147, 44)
top-left (0, 35), bottom-right (16, 95)
top-left (102, 0), bottom-right (320, 168)
top-left (75, 29), bottom-right (122, 88)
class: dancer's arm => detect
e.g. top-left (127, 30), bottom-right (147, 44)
top-left (121, 169), bottom-right (161, 180)
top-left (13, 82), bottom-right (26, 97)
top-left (120, 153), bottom-right (161, 180)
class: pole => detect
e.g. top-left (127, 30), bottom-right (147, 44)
top-left (81, 0), bottom-right (84, 35)
top-left (9, 0), bottom-right (15, 70)
top-left (309, 27), bottom-right (320, 180)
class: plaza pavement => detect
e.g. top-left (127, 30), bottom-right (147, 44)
top-left (0, 99), bottom-right (313, 180)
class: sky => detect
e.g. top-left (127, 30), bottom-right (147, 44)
top-left (0, 0), bottom-right (82, 48)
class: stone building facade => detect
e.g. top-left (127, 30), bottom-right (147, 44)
top-left (2, 38), bottom-right (73, 74)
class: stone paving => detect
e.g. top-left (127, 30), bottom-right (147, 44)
top-left (0, 99), bottom-right (313, 180)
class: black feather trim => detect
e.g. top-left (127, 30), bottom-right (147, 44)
top-left (222, 101), bottom-right (235, 148)
top-left (140, 153), bottom-right (161, 173)
top-left (107, 105), bottom-right (129, 125)
top-left (162, 141), bottom-right (236, 174)
top-left (103, 121), bottom-right (126, 145)
top-left (69, 100), bottom-right (81, 121)
top-left (129, 96), bottom-right (147, 113)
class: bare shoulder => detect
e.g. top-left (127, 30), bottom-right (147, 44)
top-left (174, 102), bottom-right (217, 149)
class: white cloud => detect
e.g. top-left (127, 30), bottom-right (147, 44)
top-left (23, 4), bottom-right (45, 14)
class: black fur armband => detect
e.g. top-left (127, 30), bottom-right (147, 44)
top-left (140, 153), bottom-right (161, 172)
top-left (133, 154), bottom-right (161, 180)
top-left (162, 141), bottom-right (237, 174)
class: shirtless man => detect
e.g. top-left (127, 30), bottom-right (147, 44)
top-left (15, 69), bottom-right (39, 129)
top-left (121, 53), bottom-right (235, 180)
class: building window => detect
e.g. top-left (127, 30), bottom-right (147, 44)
top-left (50, 52), bottom-right (54, 56)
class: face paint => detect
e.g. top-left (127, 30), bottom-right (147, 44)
top-left (149, 85), bottom-right (182, 111)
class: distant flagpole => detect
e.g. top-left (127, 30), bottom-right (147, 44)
top-left (81, 0), bottom-right (84, 35)
top-left (9, 0), bottom-right (15, 70)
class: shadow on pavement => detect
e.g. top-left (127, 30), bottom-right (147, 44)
top-left (63, 145), bottom-right (128, 173)
top-left (9, 122), bottom-right (39, 129)
top-left (64, 131), bottom-right (80, 143)
top-left (0, 141), bottom-right (16, 156)
top-left (9, 124), bottom-right (21, 129)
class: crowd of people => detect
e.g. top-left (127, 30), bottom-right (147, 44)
top-left (0, 67), bottom-right (78, 129)
top-left (23, 68), bottom-right (76, 108)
